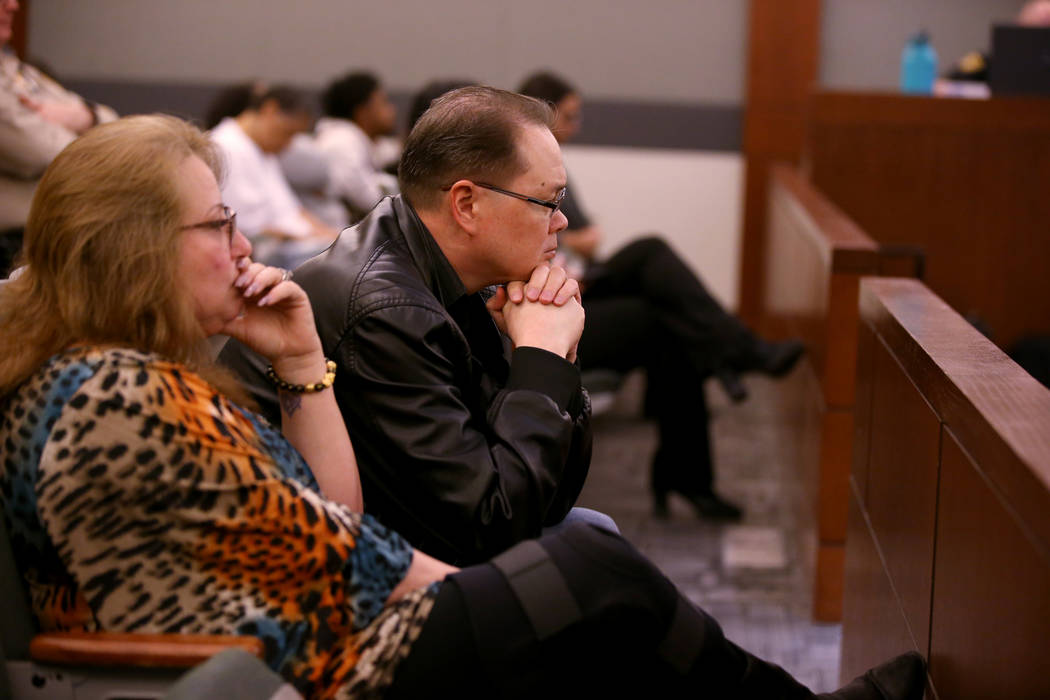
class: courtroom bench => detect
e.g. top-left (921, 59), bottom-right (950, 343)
top-left (843, 277), bottom-right (1050, 698)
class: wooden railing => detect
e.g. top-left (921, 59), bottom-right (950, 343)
top-left (762, 164), bottom-right (880, 622)
top-left (806, 91), bottom-right (1050, 352)
top-left (843, 277), bottom-right (1050, 698)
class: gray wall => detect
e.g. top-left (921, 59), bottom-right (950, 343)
top-left (28, 0), bottom-right (747, 104)
top-left (28, 0), bottom-right (1036, 149)
top-left (821, 0), bottom-right (1029, 90)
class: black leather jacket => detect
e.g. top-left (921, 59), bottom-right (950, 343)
top-left (219, 196), bottom-right (592, 564)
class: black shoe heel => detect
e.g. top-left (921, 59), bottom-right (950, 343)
top-left (715, 368), bottom-right (748, 403)
top-left (652, 488), bottom-right (743, 522)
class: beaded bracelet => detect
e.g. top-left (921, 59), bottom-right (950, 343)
top-left (265, 359), bottom-right (338, 394)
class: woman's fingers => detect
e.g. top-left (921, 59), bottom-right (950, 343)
top-left (234, 263), bottom-right (296, 303)
top-left (234, 261), bottom-right (265, 291)
top-left (257, 277), bottom-right (299, 307)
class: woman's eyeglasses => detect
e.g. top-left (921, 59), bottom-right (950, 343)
top-left (179, 206), bottom-right (237, 245)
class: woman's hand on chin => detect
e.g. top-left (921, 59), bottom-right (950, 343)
top-left (220, 259), bottom-right (323, 370)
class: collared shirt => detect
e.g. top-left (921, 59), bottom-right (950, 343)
top-left (209, 117), bottom-right (313, 239)
top-left (315, 117), bottom-right (399, 214)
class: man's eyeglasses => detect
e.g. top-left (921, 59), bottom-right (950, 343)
top-left (476, 182), bottom-right (566, 216)
top-left (179, 206), bottom-right (237, 245)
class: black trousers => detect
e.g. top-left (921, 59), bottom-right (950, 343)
top-left (387, 523), bottom-right (759, 699)
top-left (577, 237), bottom-right (753, 495)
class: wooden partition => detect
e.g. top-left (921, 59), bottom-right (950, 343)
top-left (737, 0), bottom-right (822, 325)
top-left (763, 164), bottom-right (880, 622)
top-left (843, 277), bottom-right (1050, 698)
top-left (806, 91), bottom-right (1050, 351)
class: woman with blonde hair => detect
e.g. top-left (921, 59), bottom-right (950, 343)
top-left (0, 114), bottom-right (923, 699)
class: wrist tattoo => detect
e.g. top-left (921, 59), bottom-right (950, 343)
top-left (280, 392), bottom-right (303, 417)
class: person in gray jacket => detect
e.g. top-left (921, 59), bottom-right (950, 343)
top-left (220, 86), bottom-right (607, 564)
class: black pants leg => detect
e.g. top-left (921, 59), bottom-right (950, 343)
top-left (388, 524), bottom-right (809, 699)
top-left (579, 296), bottom-right (714, 494)
top-left (584, 236), bottom-right (756, 375)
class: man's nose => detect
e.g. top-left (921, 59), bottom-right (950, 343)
top-left (550, 209), bottom-right (568, 234)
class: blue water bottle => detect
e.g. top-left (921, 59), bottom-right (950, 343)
top-left (900, 30), bottom-right (938, 94)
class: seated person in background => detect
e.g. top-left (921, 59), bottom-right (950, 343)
top-left (0, 112), bottom-right (927, 700)
top-left (208, 85), bottom-right (337, 267)
top-left (0, 0), bottom-right (115, 274)
top-left (519, 71), bottom-right (804, 522)
top-left (204, 80), bottom-right (350, 233)
top-left (943, 0), bottom-right (1050, 82)
top-left (316, 71), bottom-right (400, 222)
top-left (202, 80), bottom-right (264, 131)
top-left (222, 86), bottom-right (608, 565)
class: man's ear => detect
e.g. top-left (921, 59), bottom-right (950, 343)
top-left (448, 180), bottom-right (482, 235)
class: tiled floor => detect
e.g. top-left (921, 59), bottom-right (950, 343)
top-left (576, 370), bottom-right (843, 693)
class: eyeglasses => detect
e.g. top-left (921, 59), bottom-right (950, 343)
top-left (476, 182), bottom-right (566, 216)
top-left (179, 206), bottom-right (237, 245)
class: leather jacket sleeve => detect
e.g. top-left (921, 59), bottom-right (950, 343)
top-left (340, 301), bottom-right (592, 563)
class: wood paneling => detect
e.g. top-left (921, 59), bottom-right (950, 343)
top-left (860, 278), bottom-right (1050, 547)
top-left (739, 0), bottom-right (822, 323)
top-left (863, 333), bottom-right (940, 653)
top-left (816, 409), bottom-right (852, 542)
top-left (840, 479), bottom-right (918, 682)
top-left (844, 277), bottom-right (1050, 696)
top-left (930, 431), bottom-right (1050, 700)
top-left (763, 164), bottom-right (881, 622)
top-left (851, 317), bottom-right (876, 506)
top-left (809, 92), bottom-right (1050, 350)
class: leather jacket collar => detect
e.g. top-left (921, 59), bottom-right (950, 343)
top-left (364, 195), bottom-right (468, 311)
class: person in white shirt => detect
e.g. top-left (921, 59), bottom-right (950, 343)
top-left (315, 72), bottom-right (399, 223)
top-left (209, 85), bottom-right (336, 267)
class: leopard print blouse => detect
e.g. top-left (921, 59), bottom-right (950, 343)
top-left (0, 346), bottom-right (438, 698)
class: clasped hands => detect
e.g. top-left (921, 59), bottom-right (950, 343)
top-left (486, 264), bottom-right (584, 363)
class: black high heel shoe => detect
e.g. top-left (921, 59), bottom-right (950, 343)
top-left (653, 488), bottom-right (743, 522)
top-left (739, 338), bottom-right (806, 377)
top-left (715, 367), bottom-right (748, 403)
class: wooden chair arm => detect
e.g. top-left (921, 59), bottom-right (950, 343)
top-left (29, 631), bottom-right (265, 668)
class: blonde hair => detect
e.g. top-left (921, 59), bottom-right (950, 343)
top-left (0, 114), bottom-right (243, 398)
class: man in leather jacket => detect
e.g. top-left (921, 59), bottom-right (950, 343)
top-left (220, 86), bottom-right (597, 565)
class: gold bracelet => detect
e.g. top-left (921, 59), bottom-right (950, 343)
top-left (265, 359), bottom-right (337, 394)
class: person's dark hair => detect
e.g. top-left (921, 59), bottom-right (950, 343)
top-left (322, 72), bottom-right (380, 121)
top-left (397, 86), bottom-right (554, 211)
top-left (247, 85), bottom-right (313, 116)
top-left (203, 81), bottom-right (267, 130)
top-left (406, 79), bottom-right (476, 134)
top-left (517, 71), bottom-right (577, 106)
